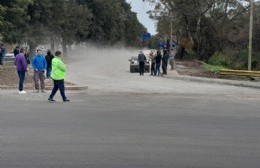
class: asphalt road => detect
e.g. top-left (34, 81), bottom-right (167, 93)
top-left (1, 90), bottom-right (260, 168)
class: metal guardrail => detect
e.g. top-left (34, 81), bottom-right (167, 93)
top-left (220, 69), bottom-right (260, 77)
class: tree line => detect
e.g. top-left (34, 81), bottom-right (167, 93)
top-left (145, 0), bottom-right (260, 70)
top-left (0, 0), bottom-right (147, 56)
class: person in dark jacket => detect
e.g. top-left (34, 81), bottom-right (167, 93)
top-left (15, 48), bottom-right (28, 94)
top-left (24, 48), bottom-right (31, 65)
top-left (0, 43), bottom-right (6, 65)
top-left (155, 50), bottom-right (162, 76)
top-left (45, 50), bottom-right (54, 79)
top-left (162, 50), bottom-right (169, 75)
top-left (138, 51), bottom-right (147, 76)
top-left (13, 46), bottom-right (20, 57)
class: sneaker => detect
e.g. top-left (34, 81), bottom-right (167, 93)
top-left (63, 99), bottom-right (70, 102)
top-left (19, 90), bottom-right (27, 94)
top-left (48, 97), bottom-right (55, 102)
top-left (41, 90), bottom-right (46, 93)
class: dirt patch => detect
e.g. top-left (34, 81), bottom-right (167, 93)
top-left (0, 64), bottom-right (74, 89)
top-left (175, 60), bottom-right (221, 78)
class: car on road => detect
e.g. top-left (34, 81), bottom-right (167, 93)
top-left (5, 53), bottom-right (15, 62)
top-left (129, 56), bottom-right (150, 73)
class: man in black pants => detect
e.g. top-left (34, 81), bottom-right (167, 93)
top-left (138, 51), bottom-right (146, 76)
top-left (48, 51), bottom-right (70, 102)
top-left (162, 50), bottom-right (169, 75)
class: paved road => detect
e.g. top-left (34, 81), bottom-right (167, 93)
top-left (1, 91), bottom-right (260, 168)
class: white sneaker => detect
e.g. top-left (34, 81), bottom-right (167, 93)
top-left (19, 90), bottom-right (27, 94)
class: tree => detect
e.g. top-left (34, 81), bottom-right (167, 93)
top-left (146, 0), bottom-right (250, 60)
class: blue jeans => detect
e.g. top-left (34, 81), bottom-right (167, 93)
top-left (46, 67), bottom-right (52, 79)
top-left (49, 79), bottom-right (66, 101)
top-left (155, 64), bottom-right (161, 76)
top-left (17, 70), bottom-right (25, 91)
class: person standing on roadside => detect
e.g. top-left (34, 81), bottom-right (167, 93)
top-left (169, 48), bottom-right (175, 70)
top-left (45, 50), bottom-right (54, 79)
top-left (24, 48), bottom-right (31, 65)
top-left (15, 48), bottom-right (28, 94)
top-left (162, 50), bottom-right (169, 75)
top-left (13, 46), bottom-right (20, 57)
top-left (138, 50), bottom-right (146, 76)
top-left (48, 51), bottom-right (70, 102)
top-left (155, 50), bottom-right (162, 76)
top-left (32, 49), bottom-right (47, 93)
top-left (149, 50), bottom-right (156, 76)
top-left (0, 44), bottom-right (6, 65)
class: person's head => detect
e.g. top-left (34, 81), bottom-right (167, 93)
top-left (47, 49), bottom-right (52, 55)
top-left (37, 49), bottom-right (42, 55)
top-left (20, 48), bottom-right (26, 54)
top-left (16, 46), bottom-right (19, 49)
top-left (55, 51), bottom-right (62, 57)
top-left (1, 43), bottom-right (4, 47)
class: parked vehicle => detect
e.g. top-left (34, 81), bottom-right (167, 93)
top-left (129, 56), bottom-right (150, 73)
top-left (5, 53), bottom-right (15, 62)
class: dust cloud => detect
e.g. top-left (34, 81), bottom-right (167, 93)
top-left (65, 44), bottom-right (253, 94)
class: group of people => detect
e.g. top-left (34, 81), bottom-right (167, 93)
top-left (138, 48), bottom-right (175, 77)
top-left (14, 47), bottom-right (70, 102)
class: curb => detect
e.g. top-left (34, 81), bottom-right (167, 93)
top-left (165, 74), bottom-right (260, 89)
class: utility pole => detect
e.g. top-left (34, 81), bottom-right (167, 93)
top-left (248, 0), bottom-right (254, 71)
top-left (170, 15), bottom-right (173, 50)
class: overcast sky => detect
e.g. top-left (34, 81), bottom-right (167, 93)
top-left (126, 0), bottom-right (157, 35)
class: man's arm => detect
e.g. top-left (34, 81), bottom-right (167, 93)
top-left (58, 61), bottom-right (66, 72)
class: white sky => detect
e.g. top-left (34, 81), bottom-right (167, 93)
top-left (126, 0), bottom-right (157, 35)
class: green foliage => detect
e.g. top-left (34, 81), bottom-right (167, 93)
top-left (208, 52), bottom-right (228, 67)
top-left (146, 0), bottom-right (255, 62)
top-left (203, 63), bottom-right (227, 73)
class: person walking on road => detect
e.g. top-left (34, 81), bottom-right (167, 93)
top-left (32, 49), bottom-right (47, 93)
top-left (138, 50), bottom-right (146, 76)
top-left (15, 48), bottom-right (28, 94)
top-left (48, 51), bottom-right (70, 102)
top-left (149, 50), bottom-right (156, 76)
top-left (155, 50), bottom-right (162, 76)
top-left (45, 50), bottom-right (54, 79)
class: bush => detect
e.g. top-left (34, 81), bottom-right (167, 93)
top-left (208, 52), bottom-right (228, 67)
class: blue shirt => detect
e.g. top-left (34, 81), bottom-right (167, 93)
top-left (32, 55), bottom-right (47, 71)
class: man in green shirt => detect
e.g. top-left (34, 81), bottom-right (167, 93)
top-left (48, 51), bottom-right (70, 102)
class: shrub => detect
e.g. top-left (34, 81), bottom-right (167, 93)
top-left (208, 52), bottom-right (228, 67)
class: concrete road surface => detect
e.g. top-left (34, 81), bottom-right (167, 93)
top-left (1, 47), bottom-right (260, 168)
